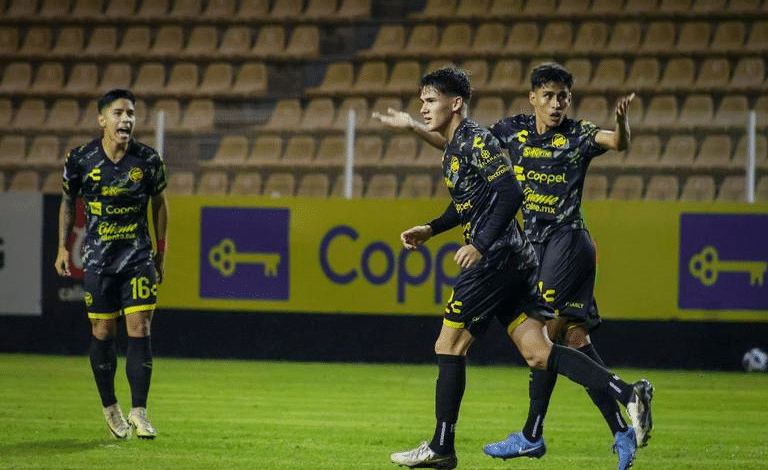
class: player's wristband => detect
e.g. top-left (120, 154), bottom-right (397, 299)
top-left (157, 238), bottom-right (167, 253)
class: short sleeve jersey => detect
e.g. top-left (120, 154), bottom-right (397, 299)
top-left (63, 138), bottom-right (167, 274)
top-left (443, 119), bottom-right (537, 270)
top-left (490, 114), bottom-right (607, 243)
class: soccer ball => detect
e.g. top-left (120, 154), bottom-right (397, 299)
top-left (742, 348), bottom-right (768, 372)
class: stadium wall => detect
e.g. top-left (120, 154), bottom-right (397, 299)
top-left (1, 194), bottom-right (767, 370)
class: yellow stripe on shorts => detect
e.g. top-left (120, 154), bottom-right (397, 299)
top-left (124, 304), bottom-right (156, 315)
top-left (506, 313), bottom-right (529, 335)
top-left (443, 318), bottom-right (465, 330)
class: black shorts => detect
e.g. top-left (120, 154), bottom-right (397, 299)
top-left (83, 262), bottom-right (158, 320)
top-left (443, 261), bottom-right (554, 338)
top-left (533, 227), bottom-right (601, 330)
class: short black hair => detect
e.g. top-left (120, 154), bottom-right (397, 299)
top-left (420, 67), bottom-right (472, 104)
top-left (530, 62), bottom-right (574, 91)
top-left (98, 89), bottom-right (136, 113)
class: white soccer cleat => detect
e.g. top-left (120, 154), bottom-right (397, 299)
top-left (127, 407), bottom-right (157, 439)
top-left (626, 379), bottom-right (654, 447)
top-left (390, 441), bottom-right (457, 469)
top-left (103, 403), bottom-right (131, 439)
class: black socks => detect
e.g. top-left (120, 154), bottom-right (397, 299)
top-left (522, 367), bottom-right (557, 441)
top-left (430, 354), bottom-right (466, 455)
top-left (126, 336), bottom-right (153, 408)
top-left (577, 344), bottom-right (628, 435)
top-left (89, 336), bottom-right (117, 407)
top-left (548, 344), bottom-right (633, 405)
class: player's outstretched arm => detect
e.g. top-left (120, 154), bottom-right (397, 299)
top-left (400, 225), bottom-right (433, 250)
top-left (371, 108), bottom-right (447, 150)
top-left (151, 191), bottom-right (168, 283)
top-left (595, 92), bottom-right (635, 152)
top-left (55, 192), bottom-right (75, 277)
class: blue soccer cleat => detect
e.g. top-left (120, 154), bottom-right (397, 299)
top-left (612, 427), bottom-right (637, 470)
top-left (483, 431), bottom-right (546, 460)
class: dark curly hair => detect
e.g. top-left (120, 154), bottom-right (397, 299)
top-left (420, 67), bottom-right (472, 104)
top-left (530, 62), bottom-right (574, 91)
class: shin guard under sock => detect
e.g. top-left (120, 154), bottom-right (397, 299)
top-left (578, 344), bottom-right (628, 435)
top-left (90, 336), bottom-right (118, 407)
top-left (430, 355), bottom-right (466, 455)
top-left (126, 336), bottom-right (153, 408)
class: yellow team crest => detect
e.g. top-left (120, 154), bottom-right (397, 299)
top-left (450, 156), bottom-right (460, 174)
top-left (552, 134), bottom-right (567, 148)
top-left (84, 292), bottom-right (93, 307)
top-left (129, 167), bottom-right (144, 182)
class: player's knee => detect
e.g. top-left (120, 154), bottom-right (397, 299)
top-left (522, 350), bottom-right (549, 370)
top-left (564, 326), bottom-right (590, 349)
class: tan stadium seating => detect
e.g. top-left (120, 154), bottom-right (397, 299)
top-left (404, 25), bottom-right (439, 56)
top-left (71, 0), bottom-right (104, 18)
top-left (333, 98), bottom-right (369, 130)
top-left (583, 174), bottom-right (608, 201)
top-left (20, 27), bottom-right (53, 56)
top-left (147, 99), bottom-right (181, 132)
top-left (606, 22), bottom-right (642, 53)
top-left (303, 0), bottom-right (338, 19)
top-left (41, 171), bottom-right (63, 194)
top-left (271, 0), bottom-right (304, 18)
top-left (77, 101), bottom-right (100, 132)
top-left (337, 0), bottom-right (371, 19)
top-left (0, 136), bottom-right (26, 168)
top-left (644, 175), bottom-right (679, 201)
top-left (729, 57), bottom-right (765, 92)
top-left (413, 141), bottom-right (442, 168)
top-left (105, 0), bottom-right (136, 17)
top-left (563, 58), bottom-right (591, 89)
top-left (8, 170), bottom-right (39, 192)
top-left (717, 176), bottom-right (746, 202)
top-left (472, 97), bottom-right (505, 127)
top-left (381, 135), bottom-right (418, 167)
top-left (170, 0), bottom-right (202, 19)
top-left (299, 98), bottom-right (334, 131)
top-left (361, 25), bottom-right (405, 58)
top-left (524, 0), bottom-right (556, 13)
top-left (472, 23), bottom-right (505, 56)
top-left (745, 21), bottom-right (768, 53)
top-left (694, 58), bottom-right (730, 91)
top-left (693, 134), bottom-right (732, 170)
top-left (489, 0), bottom-right (524, 16)
top-left (117, 27), bottom-right (151, 58)
top-left (51, 27), bottom-right (84, 57)
top-left (507, 96), bottom-right (532, 116)
top-left (437, 23), bottom-right (473, 56)
top-left (659, 135), bottom-right (696, 169)
top-left (198, 63), bottom-right (234, 96)
top-left (659, 0), bottom-right (693, 12)
top-left (591, 0), bottom-right (623, 13)
top-left (756, 176), bottom-right (768, 203)
top-left (624, 58), bottom-right (660, 91)
top-left (265, 99), bottom-right (302, 131)
top-left (296, 173), bottom-right (330, 197)
top-left (0, 27), bottom-right (19, 55)
top-left (285, 26), bottom-right (319, 59)
top-left (0, 99), bottom-right (11, 129)
top-left (461, 59), bottom-right (489, 90)
top-left (232, 62), bottom-right (267, 96)
top-left (399, 174), bottom-right (433, 199)
top-left (31, 62), bottom-right (65, 94)
top-left (235, 0), bottom-right (270, 19)
top-left (26, 136), bottom-right (61, 168)
top-left (691, 0), bottom-right (726, 11)
top-left (625, 0), bottom-right (660, 12)
top-left (6, 0), bottom-right (38, 18)
top-left (659, 58), bottom-right (695, 92)
top-left (43, 99), bottom-right (80, 131)
top-left (136, 0), bottom-right (168, 17)
top-left (576, 96), bottom-right (609, 129)
top-left (85, 27), bottom-right (117, 57)
top-left (455, 0), bottom-right (490, 17)
top-left (353, 135), bottom-right (383, 167)
top-left (485, 60), bottom-right (525, 93)
top-left (352, 61), bottom-right (388, 94)
top-left (713, 94), bottom-right (749, 130)
top-left (676, 22), bottom-right (711, 53)
top-left (589, 58), bottom-right (625, 92)
top-left (609, 175), bottom-right (644, 200)
top-left (411, 0), bottom-right (456, 18)
top-left (314, 136), bottom-right (346, 168)
top-left (710, 21), bottom-right (745, 53)
top-left (252, 26), bottom-right (286, 58)
top-left (219, 27), bottom-right (252, 57)
top-left (132, 63), bottom-right (166, 96)
top-left (573, 22), bottom-right (608, 54)
top-left (0, 62), bottom-right (32, 93)
top-left (364, 173), bottom-right (397, 198)
top-left (733, 134), bottom-right (767, 170)
top-left (12, 99), bottom-right (46, 130)
top-left (331, 172), bottom-right (364, 198)
top-left (203, 0), bottom-right (236, 18)
top-left (150, 26), bottom-right (183, 57)
top-left (538, 22), bottom-right (573, 54)
top-left (230, 172), bottom-right (262, 196)
top-left (209, 135), bottom-right (248, 167)
top-left (166, 171), bottom-right (195, 195)
top-left (623, 135), bottom-right (662, 169)
top-left (65, 63), bottom-right (99, 95)
top-left (197, 171), bottom-right (229, 196)
top-left (678, 94), bottom-right (715, 129)
top-left (557, 0), bottom-right (590, 14)
top-left (307, 62), bottom-right (353, 96)
top-left (99, 63), bottom-right (131, 93)
top-left (385, 61), bottom-right (421, 94)
top-left (263, 172), bottom-right (296, 197)
top-left (248, 136), bottom-right (283, 164)
top-left (279, 136), bottom-right (316, 167)
top-left (180, 99), bottom-right (214, 132)
top-left (640, 22), bottom-right (675, 53)
top-left (184, 26), bottom-right (218, 59)
top-left (680, 175), bottom-right (716, 202)
top-left (642, 95), bottom-right (678, 130)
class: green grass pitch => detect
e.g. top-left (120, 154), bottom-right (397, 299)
top-left (1, 354), bottom-right (767, 470)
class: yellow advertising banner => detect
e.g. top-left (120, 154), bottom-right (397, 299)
top-left (160, 196), bottom-right (768, 322)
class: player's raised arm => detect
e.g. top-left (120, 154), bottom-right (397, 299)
top-left (595, 92), bottom-right (635, 152)
top-left (371, 108), bottom-right (448, 150)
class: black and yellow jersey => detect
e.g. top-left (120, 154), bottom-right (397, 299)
top-left (441, 119), bottom-right (537, 270)
top-left (63, 138), bottom-right (167, 274)
top-left (490, 114), bottom-right (607, 243)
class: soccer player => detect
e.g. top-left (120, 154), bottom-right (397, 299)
top-left (54, 89), bottom-right (168, 440)
top-left (380, 67), bottom-right (652, 470)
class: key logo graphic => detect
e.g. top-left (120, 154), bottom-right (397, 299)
top-left (200, 207), bottom-right (289, 300)
top-left (679, 213), bottom-right (768, 310)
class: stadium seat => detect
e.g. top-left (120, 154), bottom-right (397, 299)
top-left (280, 136), bottom-right (316, 167)
top-left (0, 99), bottom-right (11, 129)
top-left (691, 0), bottom-right (725, 11)
top-left (51, 27), bottom-right (84, 57)
top-left (582, 173), bottom-right (608, 200)
top-left (524, 0), bottom-right (556, 13)
top-left (235, 0), bottom-right (270, 19)
top-left (209, 135), bottom-right (248, 167)
top-left (184, 26), bottom-right (218, 59)
top-left (307, 61), bottom-right (353, 96)
top-left (270, 0), bottom-right (304, 18)
top-left (337, 0), bottom-right (371, 18)
top-left (609, 175), bottom-right (644, 200)
top-left (351, 61), bottom-right (388, 94)
top-left (381, 136), bottom-right (418, 167)
top-left (8, 170), bottom-right (39, 192)
top-left (165, 62), bottom-right (198, 95)
top-left (507, 96), bottom-right (532, 115)
top-left (411, 0), bottom-right (456, 18)
top-left (99, 62), bottom-right (131, 92)
top-left (644, 175), bottom-right (679, 201)
top-left (717, 175), bottom-right (746, 202)
top-left (197, 171), bottom-right (229, 196)
top-left (538, 21), bottom-right (573, 54)
top-left (180, 99), bottom-right (214, 132)
top-left (5, 0), bottom-right (37, 18)
top-left (198, 63), bottom-right (233, 96)
top-left (713, 94), bottom-right (749, 130)
top-left (170, 0), bottom-right (202, 18)
top-left (297, 173), bottom-right (330, 197)
top-left (136, 0), bottom-right (167, 17)
top-left (756, 176), bottom-right (768, 203)
top-left (248, 135), bottom-right (283, 164)
top-left (557, 0), bottom-right (590, 13)
top-left (104, 0), bottom-right (135, 17)
top-left (694, 134), bottom-right (732, 169)
top-left (659, 0), bottom-right (691, 11)
top-left (147, 99), bottom-right (181, 132)
top-left (20, 27), bottom-right (52, 56)
top-left (659, 135), bottom-right (696, 169)
top-left (399, 174), bottom-right (433, 199)
top-left (414, 141), bottom-right (442, 168)
top-left (263, 172), bottom-right (295, 197)
top-left (151, 26), bottom-right (183, 57)
top-left (219, 27), bottom-right (251, 57)
top-left (299, 98), bottom-right (334, 131)
top-left (455, 0), bottom-right (490, 17)
top-left (0, 27), bottom-right (19, 55)
top-left (132, 62), bottom-right (166, 96)
top-left (353, 135), bottom-right (384, 166)
top-left (85, 27), bottom-right (117, 57)
top-left (77, 101), bottom-right (99, 132)
top-left (65, 63), bottom-right (98, 95)
top-left (678, 94), bottom-right (715, 129)
top-left (659, 58), bottom-right (695, 92)
top-left (680, 175), bottom-right (715, 201)
top-left (71, 0), bottom-right (104, 18)
top-left (361, 25), bottom-right (405, 58)
top-left (333, 97), bottom-right (368, 130)
top-left (710, 21), bottom-right (745, 53)
top-left (472, 23), bottom-right (504, 56)
top-left (563, 58), bottom-right (592, 90)
top-left (303, 0), bottom-right (337, 19)
top-left (166, 171), bottom-right (195, 195)
top-left (642, 94), bottom-right (678, 129)
top-left (606, 21), bottom-right (642, 53)
top-left (404, 25), bottom-right (439, 56)
top-left (264, 99), bottom-right (301, 132)
top-left (43, 99), bottom-right (79, 131)
top-left (26, 136), bottom-right (61, 168)
top-left (41, 171), bottom-right (62, 194)
top-left (437, 22), bottom-right (473, 56)
top-left (314, 136), bottom-right (346, 168)
top-left (576, 96), bottom-right (609, 128)
top-left (623, 135), bottom-right (662, 169)
top-left (31, 62), bottom-right (65, 94)
top-left (489, 0), bottom-right (524, 16)
top-left (203, 0), bottom-right (236, 18)
top-left (589, 58), bottom-right (625, 92)
top-left (230, 172), bottom-right (262, 195)
top-left (624, 57), bottom-right (660, 91)
top-left (385, 60), bottom-right (422, 93)
top-left (285, 26), bottom-right (319, 59)
top-left (503, 22), bottom-right (539, 54)
top-left (0, 62), bottom-right (31, 93)
top-left (484, 59), bottom-right (524, 93)
top-left (366, 97), bottom-right (403, 129)
top-left (117, 26), bottom-right (151, 57)
top-left (676, 22), bottom-right (711, 53)
top-left (331, 172), bottom-right (364, 198)
top-left (733, 134), bottom-right (767, 170)
top-left (472, 97), bottom-right (505, 127)
top-left (640, 21), bottom-right (675, 53)
top-left (591, 0), bottom-right (623, 13)
top-left (745, 21), bottom-right (768, 53)
top-left (572, 22), bottom-right (608, 54)
top-left (11, 99), bottom-right (46, 130)
top-left (694, 58), bottom-right (730, 91)
top-left (364, 173), bottom-right (397, 198)
top-left (729, 0), bottom-right (761, 11)
top-left (0, 136), bottom-right (26, 168)
top-left (729, 57), bottom-right (765, 92)
top-left (231, 61), bottom-right (267, 96)
top-left (756, 96), bottom-right (768, 131)
top-left (461, 59), bottom-right (489, 90)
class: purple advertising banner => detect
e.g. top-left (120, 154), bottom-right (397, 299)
top-left (679, 213), bottom-right (768, 310)
top-left (200, 207), bottom-right (290, 300)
